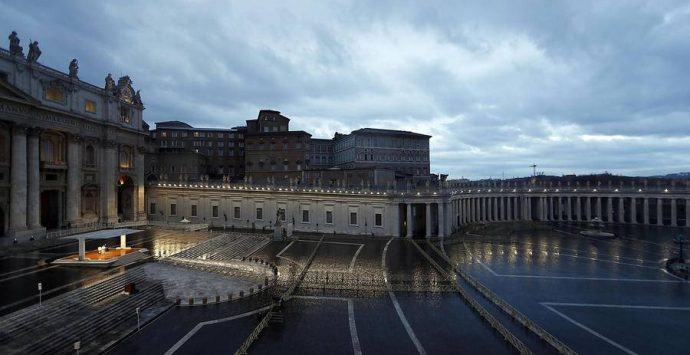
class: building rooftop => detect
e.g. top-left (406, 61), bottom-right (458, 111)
top-left (349, 128), bottom-right (431, 138)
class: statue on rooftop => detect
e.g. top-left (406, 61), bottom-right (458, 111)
top-left (8, 31), bottom-right (23, 57)
top-left (68, 59), bottom-right (79, 78)
top-left (105, 73), bottom-right (115, 93)
top-left (26, 41), bottom-right (41, 63)
top-left (133, 90), bottom-right (142, 106)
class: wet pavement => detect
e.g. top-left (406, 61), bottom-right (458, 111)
top-left (4, 224), bottom-right (689, 354)
top-left (448, 222), bottom-right (690, 355)
top-left (0, 229), bottom-right (212, 315)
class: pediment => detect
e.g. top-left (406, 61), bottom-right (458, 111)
top-left (0, 80), bottom-right (38, 104)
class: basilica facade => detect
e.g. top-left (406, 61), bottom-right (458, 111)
top-left (0, 32), bottom-right (148, 240)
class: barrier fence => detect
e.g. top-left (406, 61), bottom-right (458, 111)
top-left (234, 235), bottom-right (325, 355)
top-left (407, 239), bottom-right (533, 355)
top-left (427, 239), bottom-right (577, 355)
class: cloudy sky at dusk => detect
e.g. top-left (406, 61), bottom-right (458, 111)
top-left (2, 0), bottom-right (690, 179)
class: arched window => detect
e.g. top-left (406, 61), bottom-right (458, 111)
top-left (84, 145), bottom-right (96, 167)
top-left (40, 132), bottom-right (66, 164)
top-left (119, 145), bottom-right (133, 169)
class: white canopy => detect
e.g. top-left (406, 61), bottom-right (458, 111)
top-left (60, 228), bottom-right (143, 261)
top-left (60, 228), bottom-right (143, 241)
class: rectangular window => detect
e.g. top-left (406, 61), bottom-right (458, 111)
top-left (350, 212), bottom-right (357, 225)
top-left (302, 210), bottom-right (310, 223)
top-left (256, 208), bottom-right (263, 220)
top-left (149, 203), bottom-right (156, 215)
top-left (326, 211), bottom-right (333, 224)
top-left (170, 203), bottom-right (177, 216)
top-left (84, 99), bottom-right (96, 113)
top-left (212, 205), bottom-right (219, 218)
top-left (375, 213), bottom-right (383, 227)
top-left (234, 206), bottom-right (241, 219)
top-left (46, 87), bottom-right (64, 103)
top-left (191, 204), bottom-right (197, 217)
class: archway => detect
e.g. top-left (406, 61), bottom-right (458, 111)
top-left (41, 190), bottom-right (60, 229)
top-left (117, 175), bottom-right (135, 222)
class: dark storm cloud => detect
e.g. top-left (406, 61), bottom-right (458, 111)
top-left (2, 0), bottom-right (690, 179)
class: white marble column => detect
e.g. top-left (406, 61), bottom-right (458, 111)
top-left (643, 198), bottom-right (650, 225)
top-left (438, 202), bottom-right (445, 237)
top-left (425, 203), bottom-right (431, 238)
top-left (657, 198), bottom-right (663, 226)
top-left (557, 197), bottom-right (562, 220)
top-left (406, 203), bottom-right (413, 237)
top-left (101, 140), bottom-right (118, 224)
top-left (670, 199), bottom-right (677, 227)
top-left (506, 196), bottom-right (513, 221)
top-left (630, 197), bottom-right (637, 224)
top-left (66, 135), bottom-right (82, 226)
top-left (27, 129), bottom-right (41, 230)
top-left (135, 147), bottom-right (146, 221)
top-left (607, 197), bottom-right (613, 222)
top-left (10, 126), bottom-right (28, 233)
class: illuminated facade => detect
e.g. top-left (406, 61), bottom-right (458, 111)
top-left (0, 32), bottom-right (148, 240)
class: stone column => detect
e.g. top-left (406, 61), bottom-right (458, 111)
top-left (136, 147), bottom-right (146, 221)
top-left (566, 197), bottom-right (572, 220)
top-left (425, 203), bottom-right (431, 238)
top-left (657, 198), bottom-right (663, 226)
top-left (506, 196), bottom-right (513, 221)
top-left (585, 197), bottom-right (591, 221)
top-left (499, 197), bottom-right (504, 221)
top-left (670, 199), bottom-right (677, 227)
top-left (595, 197), bottom-right (602, 220)
top-left (630, 197), bottom-right (637, 224)
top-left (527, 197), bottom-right (532, 221)
top-left (66, 134), bottom-right (82, 226)
top-left (607, 197), bottom-right (613, 222)
top-left (101, 140), bottom-right (118, 224)
top-left (406, 203), bottom-right (413, 237)
top-left (686, 199), bottom-right (690, 228)
top-left (26, 129), bottom-right (41, 230)
top-left (492, 197), bottom-right (498, 222)
top-left (438, 202), bottom-right (445, 237)
top-left (556, 196), bottom-right (562, 220)
top-left (548, 197), bottom-right (553, 221)
top-left (618, 198), bottom-right (625, 223)
top-left (576, 197), bottom-right (582, 221)
top-left (10, 125), bottom-right (28, 234)
top-left (643, 198), bottom-right (650, 225)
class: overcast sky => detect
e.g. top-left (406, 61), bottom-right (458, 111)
top-left (2, 1), bottom-right (690, 179)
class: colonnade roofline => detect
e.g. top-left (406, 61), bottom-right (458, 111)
top-left (451, 186), bottom-right (690, 196)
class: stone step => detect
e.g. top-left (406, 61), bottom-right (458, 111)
top-left (20, 282), bottom-right (165, 354)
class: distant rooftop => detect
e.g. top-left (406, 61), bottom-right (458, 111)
top-left (154, 121), bottom-right (240, 131)
top-left (155, 121), bottom-right (193, 128)
top-left (349, 128), bottom-right (431, 138)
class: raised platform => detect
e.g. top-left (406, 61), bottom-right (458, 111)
top-left (53, 247), bottom-right (150, 267)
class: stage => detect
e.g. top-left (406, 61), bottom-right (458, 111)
top-left (52, 228), bottom-right (150, 267)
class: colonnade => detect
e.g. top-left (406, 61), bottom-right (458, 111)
top-left (402, 201), bottom-right (447, 238)
top-left (450, 194), bottom-right (690, 228)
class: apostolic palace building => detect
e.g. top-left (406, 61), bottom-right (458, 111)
top-left (1, 32), bottom-right (690, 243)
